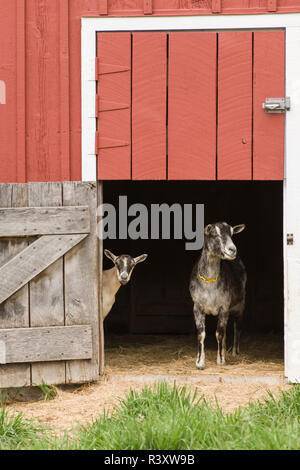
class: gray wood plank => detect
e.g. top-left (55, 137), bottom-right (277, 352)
top-left (63, 182), bottom-right (100, 383)
top-left (97, 181), bottom-right (105, 376)
top-left (0, 325), bottom-right (92, 364)
top-left (0, 206), bottom-right (90, 236)
top-left (0, 184), bottom-right (31, 388)
top-left (0, 233), bottom-right (87, 305)
top-left (28, 183), bottom-right (66, 385)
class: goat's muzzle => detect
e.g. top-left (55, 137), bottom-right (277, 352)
top-left (222, 246), bottom-right (237, 260)
top-left (119, 272), bottom-right (129, 285)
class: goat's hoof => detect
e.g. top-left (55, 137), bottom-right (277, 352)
top-left (217, 358), bottom-right (226, 366)
top-left (232, 350), bottom-right (239, 357)
top-left (196, 362), bottom-right (205, 370)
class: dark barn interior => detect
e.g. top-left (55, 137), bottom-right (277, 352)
top-left (102, 181), bottom-right (284, 345)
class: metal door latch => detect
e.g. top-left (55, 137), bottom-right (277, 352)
top-left (262, 97), bottom-right (291, 114)
top-left (287, 233), bottom-right (294, 245)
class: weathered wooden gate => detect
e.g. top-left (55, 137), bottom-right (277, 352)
top-left (0, 182), bottom-right (102, 388)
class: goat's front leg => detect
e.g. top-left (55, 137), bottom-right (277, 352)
top-left (193, 304), bottom-right (206, 370)
top-left (216, 309), bottom-right (229, 366)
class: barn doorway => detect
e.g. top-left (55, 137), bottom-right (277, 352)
top-left (94, 25), bottom-right (285, 377)
top-left (102, 180), bottom-right (284, 377)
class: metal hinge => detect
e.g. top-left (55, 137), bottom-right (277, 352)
top-left (262, 97), bottom-right (291, 114)
top-left (287, 233), bottom-right (294, 245)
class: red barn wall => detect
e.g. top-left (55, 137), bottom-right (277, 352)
top-left (0, 0), bottom-right (299, 183)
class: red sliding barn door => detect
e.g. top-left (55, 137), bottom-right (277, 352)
top-left (96, 30), bottom-right (285, 181)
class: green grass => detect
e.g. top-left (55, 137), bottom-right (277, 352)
top-left (34, 380), bottom-right (58, 402)
top-left (1, 382), bottom-right (300, 450)
top-left (0, 407), bottom-right (47, 450)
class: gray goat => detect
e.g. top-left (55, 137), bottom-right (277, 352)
top-left (189, 222), bottom-right (246, 370)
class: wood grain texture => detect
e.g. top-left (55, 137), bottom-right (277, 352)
top-left (253, 31), bottom-right (285, 180)
top-left (212, 0), bottom-right (222, 13)
top-left (267, 0), bottom-right (277, 12)
top-left (0, 233), bottom-right (87, 305)
top-left (0, 325), bottom-right (92, 364)
top-left (168, 32), bottom-right (217, 180)
top-left (104, 0), bottom-right (299, 15)
top-left (0, 206), bottom-right (90, 236)
top-left (59, 0), bottom-right (71, 181)
top-left (26, 1), bottom-right (61, 182)
top-left (99, 0), bottom-right (108, 15)
top-left (0, 181), bottom-right (101, 387)
top-left (96, 96), bottom-right (129, 113)
top-left (97, 181), bottom-right (105, 376)
top-left (218, 31), bottom-right (252, 180)
top-left (96, 33), bottom-right (131, 180)
top-left (28, 182), bottom-right (65, 385)
top-left (132, 32), bottom-right (167, 180)
top-left (63, 182), bottom-right (100, 383)
top-left (0, 2), bottom-right (17, 183)
top-left (144, 0), bottom-right (153, 14)
top-left (0, 2), bottom-right (297, 185)
top-left (0, 184), bottom-right (30, 388)
top-left (16, 0), bottom-right (26, 183)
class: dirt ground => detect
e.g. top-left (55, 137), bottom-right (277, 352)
top-left (6, 377), bottom-right (290, 433)
top-left (105, 333), bottom-right (285, 376)
top-left (5, 334), bottom-right (289, 433)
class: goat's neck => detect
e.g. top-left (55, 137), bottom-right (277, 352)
top-left (105, 267), bottom-right (121, 297)
top-left (198, 248), bottom-right (221, 280)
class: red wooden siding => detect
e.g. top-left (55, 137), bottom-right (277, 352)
top-left (96, 33), bottom-right (131, 180)
top-left (96, 0), bottom-right (299, 16)
top-left (168, 33), bottom-right (217, 180)
top-left (218, 32), bottom-right (253, 180)
top-left (253, 31), bottom-right (285, 180)
top-left (26, 1), bottom-right (67, 183)
top-left (0, 0), bottom-right (293, 183)
top-left (132, 33), bottom-right (167, 180)
top-left (16, 0), bottom-right (26, 183)
top-left (0, 1), bottom-right (17, 182)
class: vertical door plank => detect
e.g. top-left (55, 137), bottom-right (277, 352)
top-left (0, 184), bottom-right (30, 388)
top-left (28, 183), bottom-right (66, 385)
top-left (168, 32), bottom-right (217, 180)
top-left (218, 32), bottom-right (253, 180)
top-left (132, 33), bottom-right (167, 180)
top-left (253, 30), bottom-right (285, 180)
top-left (97, 181), bottom-right (105, 376)
top-left (96, 33), bottom-right (131, 180)
top-left (63, 182), bottom-right (100, 383)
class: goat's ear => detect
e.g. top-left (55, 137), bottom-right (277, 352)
top-left (104, 249), bottom-right (117, 263)
top-left (205, 224), bottom-right (212, 236)
top-left (134, 254), bottom-right (148, 265)
top-left (232, 224), bottom-right (246, 234)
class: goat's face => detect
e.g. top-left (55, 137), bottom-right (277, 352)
top-left (204, 222), bottom-right (245, 261)
top-left (104, 250), bottom-right (148, 285)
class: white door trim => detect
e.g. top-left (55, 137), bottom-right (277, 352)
top-left (82, 14), bottom-right (300, 382)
